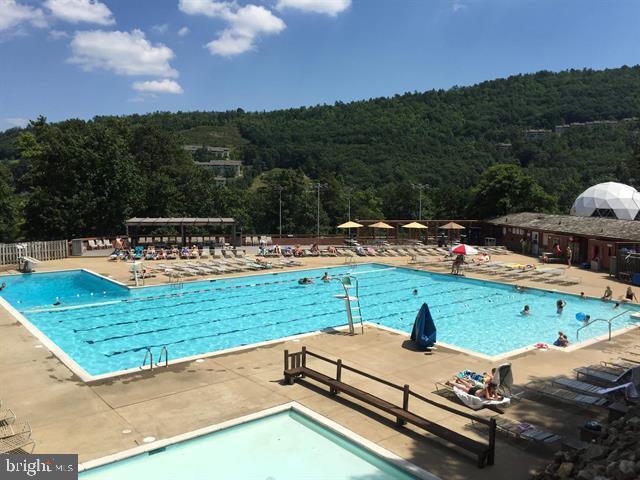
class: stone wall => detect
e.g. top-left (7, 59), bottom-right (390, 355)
top-left (534, 406), bottom-right (640, 480)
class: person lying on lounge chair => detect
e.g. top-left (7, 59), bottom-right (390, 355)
top-left (447, 378), bottom-right (503, 401)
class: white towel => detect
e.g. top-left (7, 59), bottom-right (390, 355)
top-left (453, 387), bottom-right (511, 410)
top-left (597, 382), bottom-right (639, 400)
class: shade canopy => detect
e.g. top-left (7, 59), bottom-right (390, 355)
top-left (439, 222), bottom-right (465, 230)
top-left (369, 221), bottom-right (394, 229)
top-left (402, 221), bottom-right (428, 229)
top-left (451, 244), bottom-right (478, 255)
top-left (337, 221), bottom-right (364, 229)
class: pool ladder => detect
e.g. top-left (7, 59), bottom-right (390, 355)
top-left (139, 346), bottom-right (169, 371)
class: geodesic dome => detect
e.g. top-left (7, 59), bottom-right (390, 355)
top-left (570, 182), bottom-right (640, 221)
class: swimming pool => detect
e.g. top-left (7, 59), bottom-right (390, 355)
top-left (80, 406), bottom-right (429, 480)
top-left (1, 264), bottom-right (638, 378)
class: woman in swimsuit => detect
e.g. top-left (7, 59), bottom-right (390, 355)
top-left (624, 287), bottom-right (637, 303)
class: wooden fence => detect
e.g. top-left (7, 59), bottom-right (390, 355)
top-left (0, 240), bottom-right (68, 266)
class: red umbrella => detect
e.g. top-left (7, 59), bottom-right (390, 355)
top-left (451, 244), bottom-right (478, 255)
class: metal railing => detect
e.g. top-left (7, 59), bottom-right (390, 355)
top-left (140, 347), bottom-right (153, 371)
top-left (576, 310), bottom-right (631, 341)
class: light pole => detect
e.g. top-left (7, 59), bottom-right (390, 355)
top-left (277, 186), bottom-right (284, 238)
top-left (412, 183), bottom-right (430, 221)
top-left (309, 182), bottom-right (327, 239)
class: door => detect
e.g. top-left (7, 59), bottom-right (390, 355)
top-left (531, 231), bottom-right (539, 256)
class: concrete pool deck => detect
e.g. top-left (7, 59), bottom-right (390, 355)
top-left (1, 253), bottom-right (639, 479)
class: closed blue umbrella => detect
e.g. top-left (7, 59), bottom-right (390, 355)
top-left (410, 303), bottom-right (437, 350)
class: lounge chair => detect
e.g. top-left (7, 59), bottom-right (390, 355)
top-left (574, 366), bottom-right (639, 386)
top-left (0, 420), bottom-right (31, 439)
top-left (201, 246), bottom-right (211, 259)
top-left (87, 239), bottom-right (97, 250)
top-left (525, 380), bottom-right (608, 407)
top-left (0, 404), bottom-right (16, 425)
top-left (471, 417), bottom-right (561, 447)
top-left (0, 433), bottom-right (35, 454)
top-left (452, 387), bottom-right (511, 411)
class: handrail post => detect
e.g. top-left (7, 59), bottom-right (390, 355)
top-left (301, 346), bottom-right (307, 378)
top-left (487, 418), bottom-right (496, 466)
top-left (397, 384), bottom-right (410, 426)
top-left (284, 349), bottom-right (289, 371)
top-left (331, 359), bottom-right (342, 395)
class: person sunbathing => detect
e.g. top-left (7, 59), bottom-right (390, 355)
top-left (327, 245), bottom-right (337, 254)
top-left (447, 378), bottom-right (503, 400)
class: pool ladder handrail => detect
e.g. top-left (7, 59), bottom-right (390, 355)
top-left (140, 347), bottom-right (153, 371)
top-left (156, 346), bottom-right (169, 368)
top-left (575, 309), bottom-right (630, 341)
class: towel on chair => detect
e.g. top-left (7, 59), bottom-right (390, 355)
top-left (453, 387), bottom-right (511, 410)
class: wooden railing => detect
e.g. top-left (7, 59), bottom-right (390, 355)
top-left (284, 347), bottom-right (496, 468)
top-left (0, 240), bottom-right (68, 266)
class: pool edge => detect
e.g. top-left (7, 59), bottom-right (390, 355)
top-left (78, 402), bottom-right (439, 480)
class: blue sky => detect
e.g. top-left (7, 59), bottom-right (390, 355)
top-left (1, 0), bottom-right (640, 130)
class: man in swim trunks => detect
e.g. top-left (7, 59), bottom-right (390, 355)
top-left (298, 277), bottom-right (313, 285)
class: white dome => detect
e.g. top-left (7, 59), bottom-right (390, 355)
top-left (570, 182), bottom-right (640, 220)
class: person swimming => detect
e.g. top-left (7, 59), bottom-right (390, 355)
top-left (556, 299), bottom-right (566, 314)
top-left (580, 292), bottom-right (586, 299)
top-left (0, 282), bottom-right (6, 291)
top-left (521, 305), bottom-right (530, 315)
top-left (412, 289), bottom-right (418, 296)
top-left (553, 331), bottom-right (569, 347)
top-left (298, 277), bottom-right (314, 285)
top-left (321, 272), bottom-right (331, 283)
top-left (53, 297), bottom-right (62, 306)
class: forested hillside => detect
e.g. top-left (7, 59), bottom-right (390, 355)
top-left (1, 66), bottom-right (639, 241)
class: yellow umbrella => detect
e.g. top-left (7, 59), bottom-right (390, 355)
top-left (401, 221), bottom-right (428, 229)
top-left (439, 222), bottom-right (465, 230)
top-left (369, 221), bottom-right (394, 229)
top-left (337, 221), bottom-right (363, 229)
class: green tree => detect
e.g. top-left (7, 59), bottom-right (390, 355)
top-left (469, 164), bottom-right (557, 218)
top-left (0, 164), bottom-right (22, 241)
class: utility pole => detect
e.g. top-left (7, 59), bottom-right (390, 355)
top-left (412, 183), bottom-right (430, 221)
top-left (309, 183), bottom-right (327, 238)
top-left (278, 186), bottom-right (284, 238)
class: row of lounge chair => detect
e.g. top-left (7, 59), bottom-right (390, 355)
top-left (87, 238), bottom-right (112, 250)
top-left (0, 401), bottom-right (35, 454)
top-left (458, 262), bottom-right (580, 285)
top-left (435, 354), bottom-right (640, 449)
top-left (245, 236), bottom-right (272, 246)
top-left (149, 257), bottom-right (304, 279)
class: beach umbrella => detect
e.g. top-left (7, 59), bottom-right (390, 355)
top-left (337, 221), bottom-right (363, 229)
top-left (439, 222), bottom-right (465, 230)
top-left (369, 221), bottom-right (394, 229)
top-left (451, 244), bottom-right (478, 255)
top-left (401, 221), bottom-right (428, 229)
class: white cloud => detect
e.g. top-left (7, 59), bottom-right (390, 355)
top-left (179, 0), bottom-right (285, 57)
top-left (45, 0), bottom-right (115, 25)
top-left (0, 0), bottom-right (47, 32)
top-left (178, 0), bottom-right (232, 17)
top-left (275, 0), bottom-right (351, 16)
top-left (69, 29), bottom-right (178, 77)
top-left (48, 29), bottom-right (69, 39)
top-left (4, 117), bottom-right (29, 128)
top-left (151, 23), bottom-right (169, 34)
top-left (132, 79), bottom-right (183, 94)
top-left (177, 26), bottom-right (190, 36)
top-left (451, 1), bottom-right (466, 12)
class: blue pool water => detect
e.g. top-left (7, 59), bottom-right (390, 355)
top-left (1, 264), bottom-right (638, 376)
top-left (80, 410), bottom-right (419, 480)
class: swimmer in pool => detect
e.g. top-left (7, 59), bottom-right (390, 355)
top-left (0, 282), bottom-right (6, 291)
top-left (298, 277), bottom-right (314, 285)
top-left (53, 299), bottom-right (61, 306)
top-left (412, 289), bottom-right (418, 296)
top-left (556, 299), bottom-right (566, 314)
top-left (521, 305), bottom-right (530, 315)
top-left (321, 272), bottom-right (331, 283)
top-left (580, 292), bottom-right (586, 299)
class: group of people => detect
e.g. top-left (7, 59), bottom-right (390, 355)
top-left (298, 272), bottom-right (333, 285)
top-left (446, 367), bottom-right (504, 401)
top-left (602, 285), bottom-right (637, 303)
